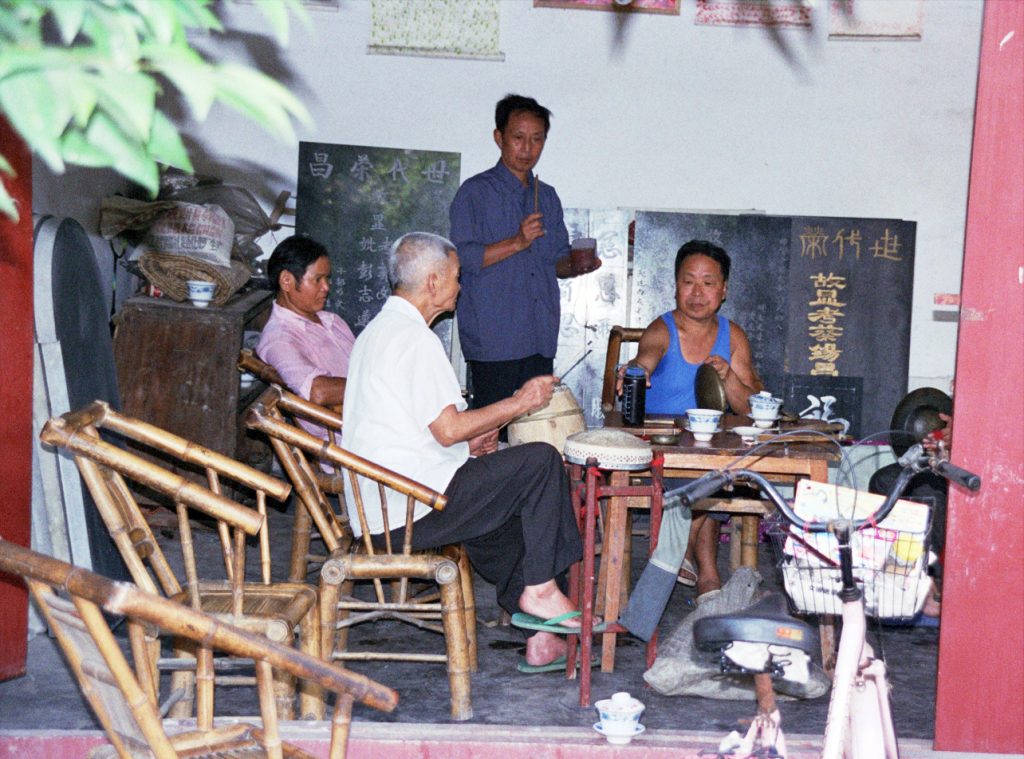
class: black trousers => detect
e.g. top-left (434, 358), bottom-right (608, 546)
top-left (467, 354), bottom-right (554, 409)
top-left (469, 355), bottom-right (554, 443)
top-left (377, 442), bottom-right (582, 617)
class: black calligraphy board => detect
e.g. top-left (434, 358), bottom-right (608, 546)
top-left (295, 142), bottom-right (461, 346)
top-left (632, 211), bottom-right (916, 438)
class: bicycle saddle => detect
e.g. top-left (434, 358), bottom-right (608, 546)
top-left (693, 593), bottom-right (816, 654)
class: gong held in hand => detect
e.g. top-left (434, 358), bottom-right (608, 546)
top-left (694, 363), bottom-right (727, 412)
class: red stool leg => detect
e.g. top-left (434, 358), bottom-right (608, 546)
top-left (566, 462), bottom-right (585, 676)
top-left (578, 461), bottom-right (602, 707)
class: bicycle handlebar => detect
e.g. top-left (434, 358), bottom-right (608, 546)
top-left (664, 444), bottom-right (981, 533)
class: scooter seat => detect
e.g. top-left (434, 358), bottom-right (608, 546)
top-left (693, 593), bottom-right (816, 654)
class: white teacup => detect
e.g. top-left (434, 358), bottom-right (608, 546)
top-left (186, 279), bottom-right (216, 308)
top-left (686, 408), bottom-right (723, 441)
top-left (749, 408), bottom-right (779, 429)
top-left (594, 692), bottom-right (645, 745)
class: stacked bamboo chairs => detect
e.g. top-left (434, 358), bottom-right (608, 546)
top-left (245, 386), bottom-right (477, 721)
top-left (238, 348), bottom-right (347, 582)
top-left (40, 401), bottom-right (323, 723)
top-left (0, 538), bottom-right (397, 759)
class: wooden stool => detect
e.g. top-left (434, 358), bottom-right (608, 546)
top-left (564, 440), bottom-right (664, 708)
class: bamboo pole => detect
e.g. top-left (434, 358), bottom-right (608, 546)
top-left (0, 539), bottom-right (398, 712)
top-left (246, 400), bottom-right (446, 511)
top-left (41, 417), bottom-right (264, 535)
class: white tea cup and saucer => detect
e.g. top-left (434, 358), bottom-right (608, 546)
top-left (748, 391), bottom-right (783, 429)
top-left (685, 408), bottom-right (723, 443)
top-left (593, 691), bottom-right (645, 745)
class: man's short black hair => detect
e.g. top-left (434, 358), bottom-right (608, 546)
top-left (495, 94), bottom-right (551, 134)
top-left (267, 235), bottom-right (328, 293)
top-left (674, 240), bottom-right (731, 281)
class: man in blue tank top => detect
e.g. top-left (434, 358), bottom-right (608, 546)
top-left (617, 240), bottom-right (763, 596)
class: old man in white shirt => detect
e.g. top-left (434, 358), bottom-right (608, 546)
top-left (342, 231), bottom-right (585, 670)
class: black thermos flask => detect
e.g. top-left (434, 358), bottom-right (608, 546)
top-left (621, 366), bottom-right (646, 426)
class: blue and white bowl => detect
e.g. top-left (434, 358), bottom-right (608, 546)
top-left (748, 391), bottom-right (783, 414)
top-left (186, 279), bottom-right (216, 308)
top-left (686, 408), bottom-right (724, 433)
top-left (595, 692), bottom-right (645, 742)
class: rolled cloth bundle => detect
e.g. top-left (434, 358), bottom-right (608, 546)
top-left (138, 251), bottom-right (251, 307)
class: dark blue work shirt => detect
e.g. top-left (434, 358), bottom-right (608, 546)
top-left (449, 160), bottom-right (570, 362)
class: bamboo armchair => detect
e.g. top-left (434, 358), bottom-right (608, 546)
top-left (245, 386), bottom-right (477, 721)
top-left (0, 539), bottom-right (396, 759)
top-left (238, 348), bottom-right (347, 582)
top-left (40, 401), bottom-right (323, 724)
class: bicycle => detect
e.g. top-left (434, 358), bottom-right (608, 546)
top-left (667, 441), bottom-right (981, 759)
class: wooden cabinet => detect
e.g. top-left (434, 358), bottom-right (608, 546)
top-left (113, 290), bottom-right (274, 475)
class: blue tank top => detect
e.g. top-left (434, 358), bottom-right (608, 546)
top-left (645, 313), bottom-right (731, 415)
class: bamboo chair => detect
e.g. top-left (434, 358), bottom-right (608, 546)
top-left (600, 325), bottom-right (645, 414)
top-left (245, 386), bottom-right (476, 721)
top-left (238, 348), bottom-right (348, 582)
top-left (0, 538), bottom-right (396, 759)
top-left (40, 401), bottom-right (323, 724)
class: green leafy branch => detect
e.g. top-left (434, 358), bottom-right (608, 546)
top-left (0, 0), bottom-right (312, 221)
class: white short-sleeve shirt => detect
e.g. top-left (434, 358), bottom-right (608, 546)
top-left (342, 296), bottom-right (468, 536)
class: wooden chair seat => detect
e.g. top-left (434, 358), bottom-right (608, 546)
top-left (245, 386), bottom-right (476, 721)
top-left (40, 401), bottom-right (323, 724)
top-left (0, 538), bottom-right (396, 759)
top-left (173, 582), bottom-right (318, 642)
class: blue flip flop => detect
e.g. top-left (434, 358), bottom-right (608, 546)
top-left (510, 611), bottom-right (607, 635)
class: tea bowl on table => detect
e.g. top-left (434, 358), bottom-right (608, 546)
top-left (686, 408), bottom-right (723, 442)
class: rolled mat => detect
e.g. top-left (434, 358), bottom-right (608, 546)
top-left (138, 251), bottom-right (251, 306)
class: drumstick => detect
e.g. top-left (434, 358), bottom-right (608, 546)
top-left (534, 174), bottom-right (539, 213)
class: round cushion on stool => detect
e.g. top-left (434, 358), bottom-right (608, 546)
top-left (563, 429), bottom-right (653, 470)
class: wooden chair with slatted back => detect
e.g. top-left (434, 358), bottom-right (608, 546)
top-left (238, 348), bottom-right (348, 582)
top-left (601, 325), bottom-right (645, 414)
top-left (245, 386), bottom-right (476, 721)
top-left (0, 538), bottom-right (397, 759)
top-left (39, 401), bottom-right (323, 724)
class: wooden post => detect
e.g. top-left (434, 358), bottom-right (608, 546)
top-left (934, 0), bottom-right (1024, 752)
top-left (0, 115), bottom-right (33, 681)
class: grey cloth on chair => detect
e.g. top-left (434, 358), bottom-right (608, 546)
top-left (643, 567), bottom-right (830, 700)
top-left (618, 496), bottom-right (692, 642)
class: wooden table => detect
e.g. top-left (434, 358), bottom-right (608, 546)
top-left (594, 411), bottom-right (838, 672)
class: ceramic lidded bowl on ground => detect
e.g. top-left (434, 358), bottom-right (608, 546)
top-left (594, 691), bottom-right (645, 745)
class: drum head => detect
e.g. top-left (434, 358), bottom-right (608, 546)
top-left (889, 387), bottom-right (952, 456)
top-left (695, 363), bottom-right (727, 412)
top-left (563, 429), bottom-right (652, 470)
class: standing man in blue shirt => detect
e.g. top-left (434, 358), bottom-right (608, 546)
top-left (449, 94), bottom-right (600, 419)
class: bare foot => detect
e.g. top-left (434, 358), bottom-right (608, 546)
top-left (524, 632), bottom-right (567, 667)
top-left (519, 580), bottom-right (594, 630)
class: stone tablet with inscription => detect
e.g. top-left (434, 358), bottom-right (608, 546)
top-left (296, 142), bottom-right (461, 347)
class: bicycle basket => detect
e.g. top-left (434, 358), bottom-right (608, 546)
top-left (769, 480), bottom-right (935, 620)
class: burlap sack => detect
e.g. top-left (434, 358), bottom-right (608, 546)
top-left (138, 252), bottom-right (251, 307)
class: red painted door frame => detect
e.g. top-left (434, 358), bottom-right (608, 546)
top-left (934, 0), bottom-right (1024, 752)
top-left (0, 116), bottom-right (33, 680)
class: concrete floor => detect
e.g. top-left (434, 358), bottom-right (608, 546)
top-left (0, 498), bottom-right (951, 755)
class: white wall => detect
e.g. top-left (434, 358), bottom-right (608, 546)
top-left (33, 0), bottom-right (982, 391)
